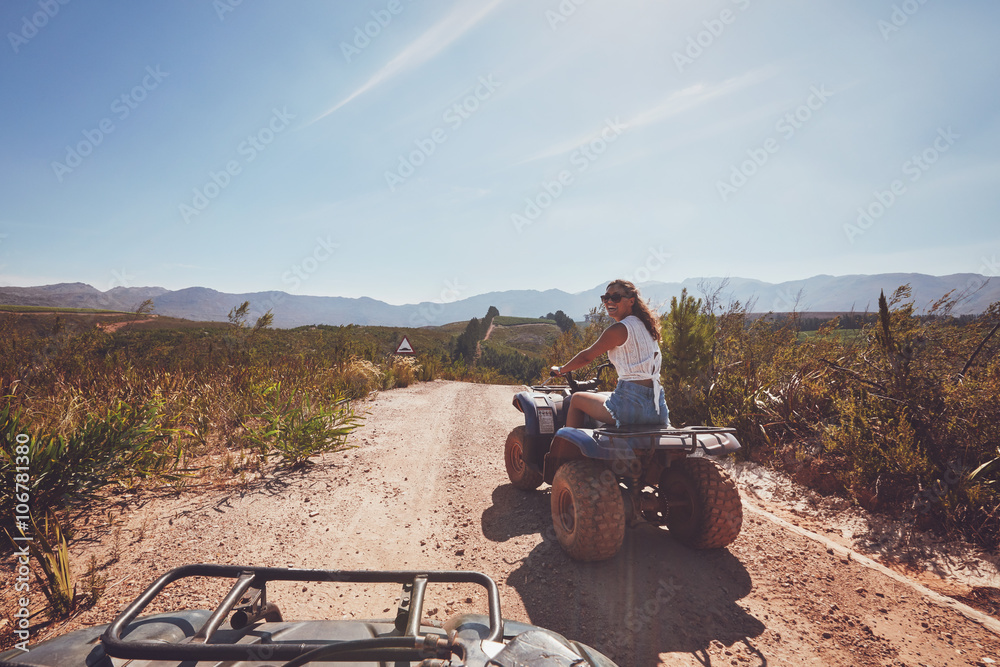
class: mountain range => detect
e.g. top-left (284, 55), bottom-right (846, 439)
top-left (1, 273), bottom-right (995, 329)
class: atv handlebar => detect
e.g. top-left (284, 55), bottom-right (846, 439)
top-left (549, 362), bottom-right (613, 393)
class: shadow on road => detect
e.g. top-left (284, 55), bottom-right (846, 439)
top-left (481, 483), bottom-right (551, 542)
top-left (482, 484), bottom-right (766, 666)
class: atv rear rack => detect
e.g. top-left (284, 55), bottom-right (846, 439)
top-left (593, 426), bottom-right (739, 455)
top-left (101, 563), bottom-right (503, 663)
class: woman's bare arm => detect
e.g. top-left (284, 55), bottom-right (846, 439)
top-left (554, 322), bottom-right (627, 375)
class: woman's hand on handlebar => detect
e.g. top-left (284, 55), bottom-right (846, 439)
top-left (550, 365), bottom-right (564, 377)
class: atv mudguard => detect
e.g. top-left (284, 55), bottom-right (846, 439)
top-left (511, 390), bottom-right (568, 474)
top-left (511, 391), bottom-right (568, 436)
top-left (543, 427), bottom-right (637, 483)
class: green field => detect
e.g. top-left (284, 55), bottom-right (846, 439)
top-left (493, 315), bottom-right (555, 326)
top-left (435, 320), bottom-right (473, 334)
top-left (488, 322), bottom-right (562, 357)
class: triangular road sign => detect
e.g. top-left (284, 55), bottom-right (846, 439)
top-left (395, 336), bottom-right (415, 354)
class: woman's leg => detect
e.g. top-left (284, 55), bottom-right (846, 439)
top-left (566, 392), bottom-right (615, 428)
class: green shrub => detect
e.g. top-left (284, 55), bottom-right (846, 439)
top-left (817, 291), bottom-right (1000, 543)
top-left (5, 514), bottom-right (75, 619)
top-left (1, 400), bottom-right (178, 513)
top-left (340, 357), bottom-right (384, 398)
top-left (247, 383), bottom-right (360, 468)
top-left (660, 289), bottom-right (715, 425)
top-left (479, 343), bottom-right (546, 384)
top-left (385, 355), bottom-right (421, 388)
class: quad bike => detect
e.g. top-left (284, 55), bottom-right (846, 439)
top-left (0, 563), bottom-right (617, 666)
top-left (506, 364), bottom-right (743, 561)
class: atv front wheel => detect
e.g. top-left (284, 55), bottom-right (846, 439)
top-left (505, 426), bottom-right (543, 491)
top-left (550, 460), bottom-right (625, 561)
top-left (661, 457), bottom-right (742, 549)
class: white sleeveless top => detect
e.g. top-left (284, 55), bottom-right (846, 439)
top-left (607, 315), bottom-right (663, 414)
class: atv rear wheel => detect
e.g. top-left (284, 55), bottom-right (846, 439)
top-left (505, 426), bottom-right (543, 490)
top-left (550, 460), bottom-right (625, 561)
top-left (661, 457), bottom-right (742, 549)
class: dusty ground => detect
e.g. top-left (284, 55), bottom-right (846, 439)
top-left (4, 379), bottom-right (1000, 666)
top-left (95, 317), bottom-right (157, 332)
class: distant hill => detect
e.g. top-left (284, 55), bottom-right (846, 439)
top-left (0, 273), bottom-right (995, 328)
top-left (635, 273), bottom-right (998, 315)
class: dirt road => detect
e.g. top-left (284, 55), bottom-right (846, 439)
top-left (13, 380), bottom-right (1000, 665)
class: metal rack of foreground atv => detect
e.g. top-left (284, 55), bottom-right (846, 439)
top-left (0, 563), bottom-right (619, 666)
top-left (101, 563), bottom-right (501, 664)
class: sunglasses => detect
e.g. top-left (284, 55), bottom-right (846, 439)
top-left (600, 293), bottom-right (629, 303)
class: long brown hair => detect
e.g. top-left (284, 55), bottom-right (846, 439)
top-left (607, 279), bottom-right (661, 343)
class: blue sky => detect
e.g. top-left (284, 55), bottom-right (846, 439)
top-left (1, 0), bottom-right (998, 305)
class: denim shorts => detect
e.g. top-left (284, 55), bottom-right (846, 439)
top-left (604, 380), bottom-right (669, 427)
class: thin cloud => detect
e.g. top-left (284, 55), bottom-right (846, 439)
top-left (161, 263), bottom-right (207, 271)
top-left (307, 0), bottom-right (506, 126)
top-left (515, 68), bottom-right (778, 166)
top-left (628, 67), bottom-right (778, 130)
top-left (515, 124), bottom-right (618, 166)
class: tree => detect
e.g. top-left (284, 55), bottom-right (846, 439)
top-left (453, 307), bottom-right (503, 365)
top-left (661, 289), bottom-right (715, 422)
top-left (544, 310), bottom-right (576, 333)
top-left (228, 301), bottom-right (273, 333)
top-left (225, 301), bottom-right (273, 360)
top-left (454, 317), bottom-right (481, 365)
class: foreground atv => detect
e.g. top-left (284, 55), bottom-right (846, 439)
top-left (0, 564), bottom-right (617, 666)
top-left (507, 365), bottom-right (743, 561)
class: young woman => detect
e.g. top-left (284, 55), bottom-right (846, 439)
top-left (552, 279), bottom-right (668, 428)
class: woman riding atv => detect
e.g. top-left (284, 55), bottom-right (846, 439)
top-left (552, 279), bottom-right (668, 428)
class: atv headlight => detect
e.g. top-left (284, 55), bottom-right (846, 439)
top-left (537, 407), bottom-right (555, 434)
